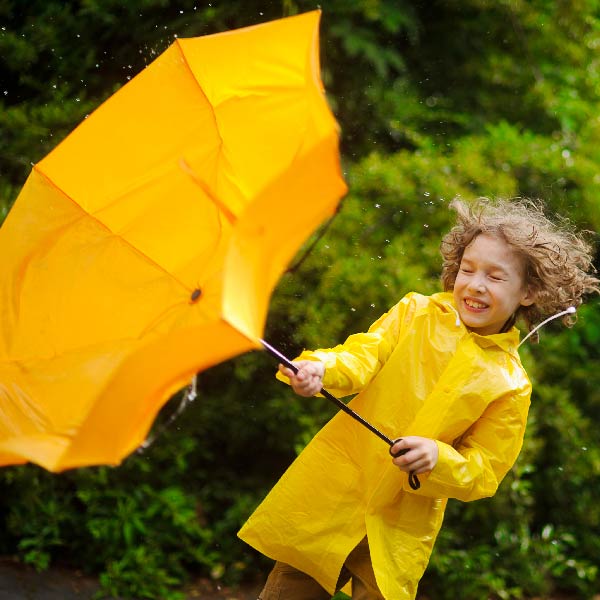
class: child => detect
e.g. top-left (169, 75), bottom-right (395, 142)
top-left (238, 198), bottom-right (599, 600)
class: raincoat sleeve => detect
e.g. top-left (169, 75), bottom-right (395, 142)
top-left (277, 293), bottom-right (421, 397)
top-left (409, 388), bottom-right (531, 501)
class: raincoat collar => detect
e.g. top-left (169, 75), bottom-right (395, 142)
top-left (432, 292), bottom-right (521, 356)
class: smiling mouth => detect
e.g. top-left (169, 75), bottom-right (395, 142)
top-left (464, 298), bottom-right (488, 310)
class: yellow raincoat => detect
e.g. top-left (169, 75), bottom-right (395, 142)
top-left (238, 291), bottom-right (531, 599)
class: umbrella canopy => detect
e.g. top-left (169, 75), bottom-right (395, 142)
top-left (0, 10), bottom-right (347, 472)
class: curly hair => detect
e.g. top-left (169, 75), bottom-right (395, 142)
top-left (440, 197), bottom-right (600, 333)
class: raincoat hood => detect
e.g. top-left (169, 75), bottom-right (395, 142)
top-left (239, 292), bottom-right (531, 599)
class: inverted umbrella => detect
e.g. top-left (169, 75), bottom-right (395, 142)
top-left (0, 10), bottom-right (347, 471)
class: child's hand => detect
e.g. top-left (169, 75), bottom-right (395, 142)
top-left (391, 436), bottom-right (439, 474)
top-left (278, 360), bottom-right (325, 397)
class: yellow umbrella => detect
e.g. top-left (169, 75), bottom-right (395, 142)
top-left (0, 10), bottom-right (347, 472)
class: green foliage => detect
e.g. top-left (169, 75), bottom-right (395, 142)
top-left (425, 523), bottom-right (597, 599)
top-left (1, 0), bottom-right (600, 598)
top-left (0, 439), bottom-right (221, 599)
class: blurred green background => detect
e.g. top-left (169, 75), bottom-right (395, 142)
top-left (1, 1), bottom-right (599, 598)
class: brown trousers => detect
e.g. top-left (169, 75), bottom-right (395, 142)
top-left (258, 537), bottom-right (385, 600)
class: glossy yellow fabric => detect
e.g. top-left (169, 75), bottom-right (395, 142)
top-left (238, 292), bottom-right (531, 599)
top-left (0, 11), bottom-right (346, 472)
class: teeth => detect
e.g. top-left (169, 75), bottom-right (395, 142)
top-left (465, 299), bottom-right (487, 309)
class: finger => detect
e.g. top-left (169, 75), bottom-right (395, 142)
top-left (292, 377), bottom-right (317, 393)
top-left (391, 451), bottom-right (412, 468)
top-left (399, 436), bottom-right (421, 447)
top-left (392, 446), bottom-right (425, 467)
top-left (404, 454), bottom-right (435, 474)
top-left (308, 382), bottom-right (322, 395)
top-left (292, 368), bottom-right (307, 382)
top-left (307, 364), bottom-right (323, 378)
top-left (390, 438), bottom-right (410, 457)
top-left (410, 460), bottom-right (433, 474)
top-left (305, 380), bottom-right (321, 395)
top-left (278, 364), bottom-right (296, 378)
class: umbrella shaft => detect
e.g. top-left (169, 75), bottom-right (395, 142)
top-left (260, 339), bottom-right (394, 446)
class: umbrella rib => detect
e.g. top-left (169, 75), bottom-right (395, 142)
top-left (178, 158), bottom-right (237, 224)
top-left (33, 165), bottom-right (193, 295)
top-left (174, 40), bottom-right (257, 221)
top-left (175, 40), bottom-right (221, 136)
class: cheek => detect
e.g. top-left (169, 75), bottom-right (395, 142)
top-left (453, 274), bottom-right (466, 290)
top-left (452, 280), bottom-right (464, 302)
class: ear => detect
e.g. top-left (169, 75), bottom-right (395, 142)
top-left (520, 285), bottom-right (536, 307)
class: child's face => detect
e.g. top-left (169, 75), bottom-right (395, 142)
top-left (453, 233), bottom-right (534, 336)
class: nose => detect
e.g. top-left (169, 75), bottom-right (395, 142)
top-left (467, 274), bottom-right (486, 294)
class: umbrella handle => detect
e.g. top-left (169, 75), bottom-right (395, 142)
top-left (389, 439), bottom-right (421, 491)
top-left (260, 339), bottom-right (420, 490)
